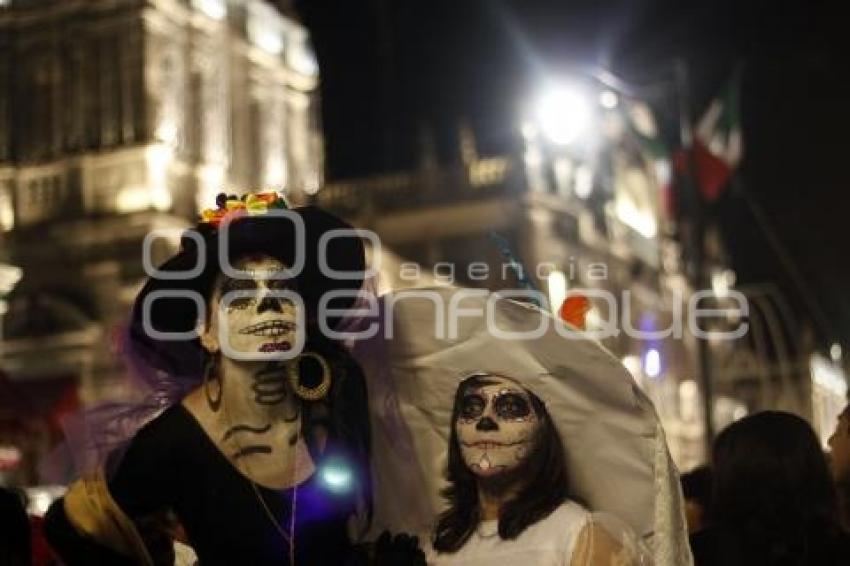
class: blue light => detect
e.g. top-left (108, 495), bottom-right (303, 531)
top-left (320, 462), bottom-right (353, 493)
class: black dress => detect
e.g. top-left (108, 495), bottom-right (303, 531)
top-left (45, 404), bottom-right (352, 565)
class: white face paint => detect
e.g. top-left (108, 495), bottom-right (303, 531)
top-left (197, 256), bottom-right (312, 488)
top-left (203, 255), bottom-right (299, 356)
top-left (455, 375), bottom-right (541, 478)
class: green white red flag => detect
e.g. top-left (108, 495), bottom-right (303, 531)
top-left (674, 75), bottom-right (743, 202)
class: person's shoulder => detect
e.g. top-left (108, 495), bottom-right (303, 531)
top-left (138, 403), bottom-right (193, 434)
top-left (569, 516), bottom-right (632, 566)
top-left (105, 404), bottom-right (200, 498)
top-left (119, 404), bottom-right (198, 456)
top-left (523, 501), bottom-right (590, 547)
top-left (567, 505), bottom-right (654, 565)
top-left (551, 500), bottom-right (591, 524)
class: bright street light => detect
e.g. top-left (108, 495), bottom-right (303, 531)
top-left (533, 84), bottom-right (593, 145)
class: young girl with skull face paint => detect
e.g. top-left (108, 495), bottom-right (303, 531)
top-left (43, 194), bottom-right (423, 565)
top-left (431, 374), bottom-right (637, 565)
top-left (356, 289), bottom-right (683, 565)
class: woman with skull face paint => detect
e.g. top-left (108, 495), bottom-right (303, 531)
top-left (43, 194), bottom-right (421, 565)
top-left (429, 373), bottom-right (640, 565)
top-left (351, 288), bottom-right (677, 564)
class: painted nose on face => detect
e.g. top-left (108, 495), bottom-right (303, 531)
top-left (476, 416), bottom-right (498, 432)
top-left (257, 294), bottom-right (283, 314)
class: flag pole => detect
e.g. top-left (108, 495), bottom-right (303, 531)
top-left (675, 58), bottom-right (716, 453)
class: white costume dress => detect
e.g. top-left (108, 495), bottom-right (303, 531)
top-left (426, 501), bottom-right (589, 566)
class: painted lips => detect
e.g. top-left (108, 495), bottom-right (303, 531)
top-left (258, 342), bottom-right (291, 352)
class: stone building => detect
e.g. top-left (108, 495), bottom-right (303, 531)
top-left (316, 109), bottom-right (745, 469)
top-left (0, 0), bottom-right (321, 482)
top-left (317, 97), bottom-right (834, 468)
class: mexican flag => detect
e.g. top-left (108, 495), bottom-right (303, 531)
top-left (674, 74), bottom-right (743, 202)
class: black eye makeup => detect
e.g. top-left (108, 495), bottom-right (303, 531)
top-left (219, 278), bottom-right (256, 310)
top-left (267, 277), bottom-right (297, 292)
top-left (459, 393), bottom-right (486, 420)
top-left (220, 274), bottom-right (298, 311)
top-left (227, 296), bottom-right (256, 310)
top-left (221, 277), bottom-right (258, 294)
top-left (493, 392), bottom-right (531, 419)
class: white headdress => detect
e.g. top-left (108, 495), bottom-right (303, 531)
top-left (355, 287), bottom-right (692, 565)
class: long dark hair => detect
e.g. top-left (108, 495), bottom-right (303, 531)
top-left (711, 411), bottom-right (843, 563)
top-left (433, 375), bottom-right (570, 553)
top-left (301, 328), bottom-right (373, 527)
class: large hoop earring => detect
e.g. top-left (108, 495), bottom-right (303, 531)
top-left (287, 352), bottom-right (332, 401)
top-left (203, 354), bottom-right (222, 412)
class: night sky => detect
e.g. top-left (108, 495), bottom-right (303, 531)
top-left (295, 0), bottom-right (849, 350)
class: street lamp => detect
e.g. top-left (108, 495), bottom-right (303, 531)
top-left (532, 83), bottom-right (594, 145)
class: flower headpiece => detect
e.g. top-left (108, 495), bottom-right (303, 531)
top-left (199, 191), bottom-right (289, 228)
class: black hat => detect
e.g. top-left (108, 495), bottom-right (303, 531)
top-left (129, 203), bottom-right (365, 377)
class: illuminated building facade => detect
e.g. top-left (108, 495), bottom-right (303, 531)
top-left (318, 106), bottom-right (811, 470)
top-left (0, 0), bottom-right (321, 482)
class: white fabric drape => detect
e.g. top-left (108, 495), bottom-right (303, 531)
top-left (354, 288), bottom-right (692, 565)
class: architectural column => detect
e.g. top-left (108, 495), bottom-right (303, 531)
top-left (247, 74), bottom-right (267, 188)
top-left (99, 35), bottom-right (117, 147)
top-left (190, 26), bottom-right (230, 208)
top-left (49, 50), bottom-right (63, 157)
top-left (145, 21), bottom-right (187, 151)
top-left (120, 24), bottom-right (141, 144)
top-left (65, 44), bottom-right (86, 151)
top-left (0, 56), bottom-right (10, 161)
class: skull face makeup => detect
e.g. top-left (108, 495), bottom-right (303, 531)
top-left (201, 255), bottom-right (300, 357)
top-left (195, 256), bottom-right (309, 487)
top-left (455, 375), bottom-right (541, 478)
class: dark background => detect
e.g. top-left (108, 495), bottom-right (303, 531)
top-left (294, 0), bottom-right (849, 348)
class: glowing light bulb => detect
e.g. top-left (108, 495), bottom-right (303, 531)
top-left (534, 84), bottom-right (593, 145)
top-left (320, 462), bottom-right (352, 493)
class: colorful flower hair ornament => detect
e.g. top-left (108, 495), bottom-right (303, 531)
top-left (199, 191), bottom-right (289, 228)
